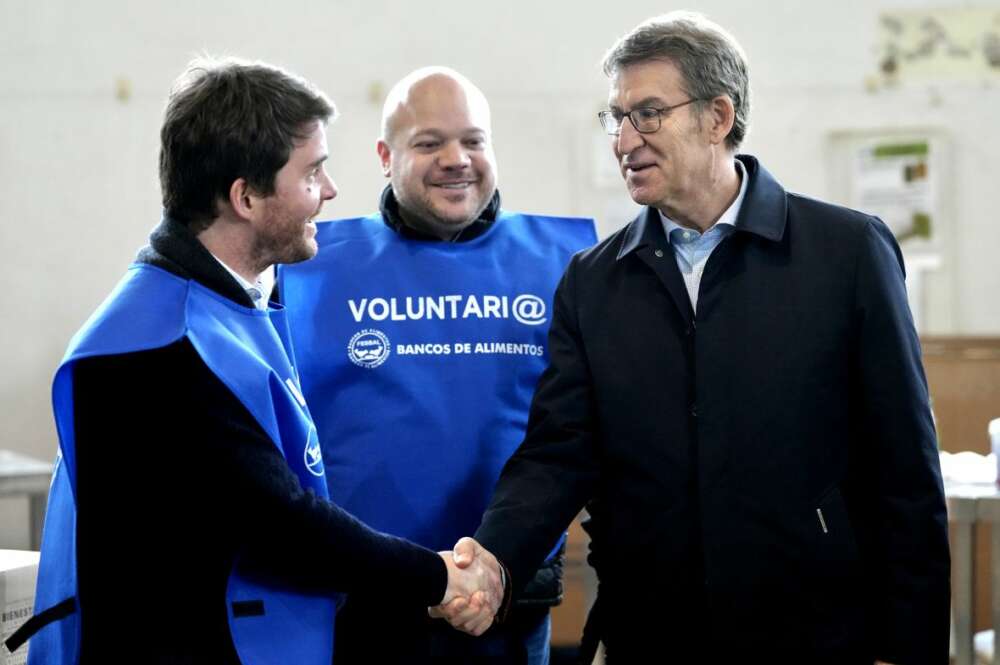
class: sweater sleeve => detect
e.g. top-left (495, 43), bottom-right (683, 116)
top-left (73, 338), bottom-right (447, 608)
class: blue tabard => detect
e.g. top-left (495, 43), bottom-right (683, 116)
top-left (278, 211), bottom-right (596, 554)
top-left (27, 264), bottom-right (337, 665)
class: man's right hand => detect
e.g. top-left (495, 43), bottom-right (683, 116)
top-left (429, 537), bottom-right (503, 636)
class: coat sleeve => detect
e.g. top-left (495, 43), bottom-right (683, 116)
top-left (852, 219), bottom-right (950, 664)
top-left (475, 255), bottom-right (602, 594)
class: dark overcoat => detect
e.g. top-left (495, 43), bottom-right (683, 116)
top-left (477, 156), bottom-right (949, 664)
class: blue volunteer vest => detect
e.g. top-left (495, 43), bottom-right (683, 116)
top-left (279, 211), bottom-right (596, 553)
top-left (26, 264), bottom-right (337, 665)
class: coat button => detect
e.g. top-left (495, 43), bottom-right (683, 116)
top-left (690, 405), bottom-right (698, 417)
top-left (654, 249), bottom-right (664, 258)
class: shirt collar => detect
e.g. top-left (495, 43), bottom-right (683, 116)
top-left (210, 254), bottom-right (267, 310)
top-left (617, 155), bottom-right (788, 261)
top-left (659, 158), bottom-right (748, 244)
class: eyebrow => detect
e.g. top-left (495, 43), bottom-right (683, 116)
top-left (411, 127), bottom-right (487, 140)
top-left (307, 154), bottom-right (328, 169)
top-left (609, 96), bottom-right (668, 111)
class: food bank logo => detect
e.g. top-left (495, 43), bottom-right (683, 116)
top-left (347, 329), bottom-right (390, 369)
top-left (304, 429), bottom-right (324, 477)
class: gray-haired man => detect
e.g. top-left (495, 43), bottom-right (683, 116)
top-left (444, 12), bottom-right (949, 665)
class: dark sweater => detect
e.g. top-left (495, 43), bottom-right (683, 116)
top-left (377, 184), bottom-right (500, 242)
top-left (73, 217), bottom-right (447, 663)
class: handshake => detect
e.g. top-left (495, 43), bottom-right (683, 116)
top-left (430, 537), bottom-right (504, 636)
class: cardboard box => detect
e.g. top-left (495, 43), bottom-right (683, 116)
top-left (0, 550), bottom-right (40, 665)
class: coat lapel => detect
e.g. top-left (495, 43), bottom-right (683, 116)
top-left (615, 156), bottom-right (788, 330)
top-left (618, 206), bottom-right (694, 329)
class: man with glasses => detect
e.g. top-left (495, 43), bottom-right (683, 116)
top-left (442, 12), bottom-right (949, 664)
top-left (279, 67), bottom-right (596, 664)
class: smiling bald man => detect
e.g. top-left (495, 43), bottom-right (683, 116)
top-left (278, 68), bottom-right (596, 664)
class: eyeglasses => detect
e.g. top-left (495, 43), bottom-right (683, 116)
top-left (598, 98), bottom-right (703, 136)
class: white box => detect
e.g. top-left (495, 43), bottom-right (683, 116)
top-left (0, 550), bottom-right (40, 665)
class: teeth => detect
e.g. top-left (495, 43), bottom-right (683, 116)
top-left (438, 183), bottom-right (471, 189)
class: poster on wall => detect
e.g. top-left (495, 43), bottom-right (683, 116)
top-left (878, 7), bottom-right (1000, 81)
top-left (828, 129), bottom-right (951, 332)
top-left (851, 139), bottom-right (934, 244)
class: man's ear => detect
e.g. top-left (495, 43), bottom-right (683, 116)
top-left (706, 96), bottom-right (736, 147)
top-left (228, 177), bottom-right (259, 221)
top-left (376, 139), bottom-right (392, 177)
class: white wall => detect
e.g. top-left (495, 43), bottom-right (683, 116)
top-left (1, 0), bottom-right (998, 471)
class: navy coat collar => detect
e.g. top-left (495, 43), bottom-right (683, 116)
top-left (617, 154), bottom-right (787, 261)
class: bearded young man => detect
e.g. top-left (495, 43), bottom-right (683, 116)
top-left (10, 58), bottom-right (500, 665)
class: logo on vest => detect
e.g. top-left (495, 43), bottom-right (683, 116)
top-left (512, 295), bottom-right (547, 326)
top-left (348, 329), bottom-right (391, 369)
top-left (304, 430), bottom-right (324, 477)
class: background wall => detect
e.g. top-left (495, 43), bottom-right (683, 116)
top-left (1, 0), bottom-right (998, 543)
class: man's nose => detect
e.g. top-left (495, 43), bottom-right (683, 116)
top-left (616, 116), bottom-right (645, 156)
top-left (321, 171), bottom-right (337, 201)
top-left (438, 141), bottom-right (471, 169)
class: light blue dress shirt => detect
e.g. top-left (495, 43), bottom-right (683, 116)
top-left (659, 159), bottom-right (749, 312)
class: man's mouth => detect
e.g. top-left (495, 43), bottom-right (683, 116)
top-left (433, 181), bottom-right (476, 189)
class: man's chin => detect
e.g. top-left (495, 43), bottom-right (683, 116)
top-left (439, 217), bottom-right (481, 234)
top-left (283, 240), bottom-right (318, 265)
top-left (420, 207), bottom-right (477, 232)
top-left (400, 201), bottom-right (483, 238)
top-left (428, 202), bottom-right (477, 222)
top-left (626, 187), bottom-right (658, 208)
